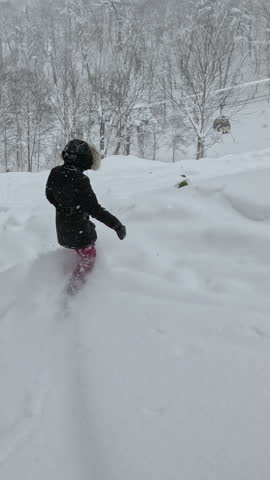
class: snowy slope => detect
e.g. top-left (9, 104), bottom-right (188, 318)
top-left (1, 152), bottom-right (270, 479)
top-left (206, 99), bottom-right (270, 159)
top-left (157, 97), bottom-right (270, 162)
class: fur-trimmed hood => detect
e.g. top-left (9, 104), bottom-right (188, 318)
top-left (62, 139), bottom-right (101, 171)
top-left (88, 144), bottom-right (101, 171)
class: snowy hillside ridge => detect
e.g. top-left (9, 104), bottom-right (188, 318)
top-left (1, 152), bottom-right (270, 479)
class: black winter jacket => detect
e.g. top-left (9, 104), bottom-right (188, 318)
top-left (46, 164), bottom-right (122, 249)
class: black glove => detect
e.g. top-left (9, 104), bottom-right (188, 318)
top-left (116, 224), bottom-right (126, 240)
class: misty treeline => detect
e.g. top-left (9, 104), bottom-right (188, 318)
top-left (0, 0), bottom-right (269, 171)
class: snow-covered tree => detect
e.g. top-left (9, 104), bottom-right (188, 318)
top-left (164, 0), bottom-right (248, 159)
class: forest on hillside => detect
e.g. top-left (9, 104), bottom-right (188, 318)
top-left (0, 0), bottom-right (270, 170)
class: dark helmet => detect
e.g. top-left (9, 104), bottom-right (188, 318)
top-left (62, 139), bottom-right (93, 171)
top-left (62, 139), bottom-right (101, 171)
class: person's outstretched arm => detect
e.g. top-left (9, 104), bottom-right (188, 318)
top-left (79, 175), bottom-right (126, 239)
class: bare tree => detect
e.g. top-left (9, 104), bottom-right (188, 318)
top-left (82, 1), bottom-right (154, 155)
top-left (164, 0), bottom-right (248, 159)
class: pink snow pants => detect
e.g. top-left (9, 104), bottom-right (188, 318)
top-left (67, 245), bottom-right (96, 294)
top-left (73, 244), bottom-right (96, 281)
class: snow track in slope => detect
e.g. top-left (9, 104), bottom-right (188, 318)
top-left (1, 154), bottom-right (270, 479)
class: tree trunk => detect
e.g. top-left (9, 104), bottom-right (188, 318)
top-left (100, 118), bottom-right (105, 153)
top-left (27, 90), bottom-right (32, 172)
top-left (4, 122), bottom-right (8, 172)
top-left (114, 140), bottom-right (121, 155)
top-left (125, 132), bottom-right (131, 156)
top-left (37, 133), bottom-right (41, 172)
top-left (137, 130), bottom-right (144, 158)
top-left (172, 137), bottom-right (176, 163)
top-left (196, 136), bottom-right (205, 160)
top-left (153, 129), bottom-right (157, 160)
top-left (27, 115), bottom-right (31, 171)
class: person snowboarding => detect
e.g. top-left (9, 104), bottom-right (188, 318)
top-left (46, 139), bottom-right (126, 294)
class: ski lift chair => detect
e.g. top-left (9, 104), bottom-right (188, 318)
top-left (141, 113), bottom-right (150, 125)
top-left (213, 116), bottom-right (231, 134)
